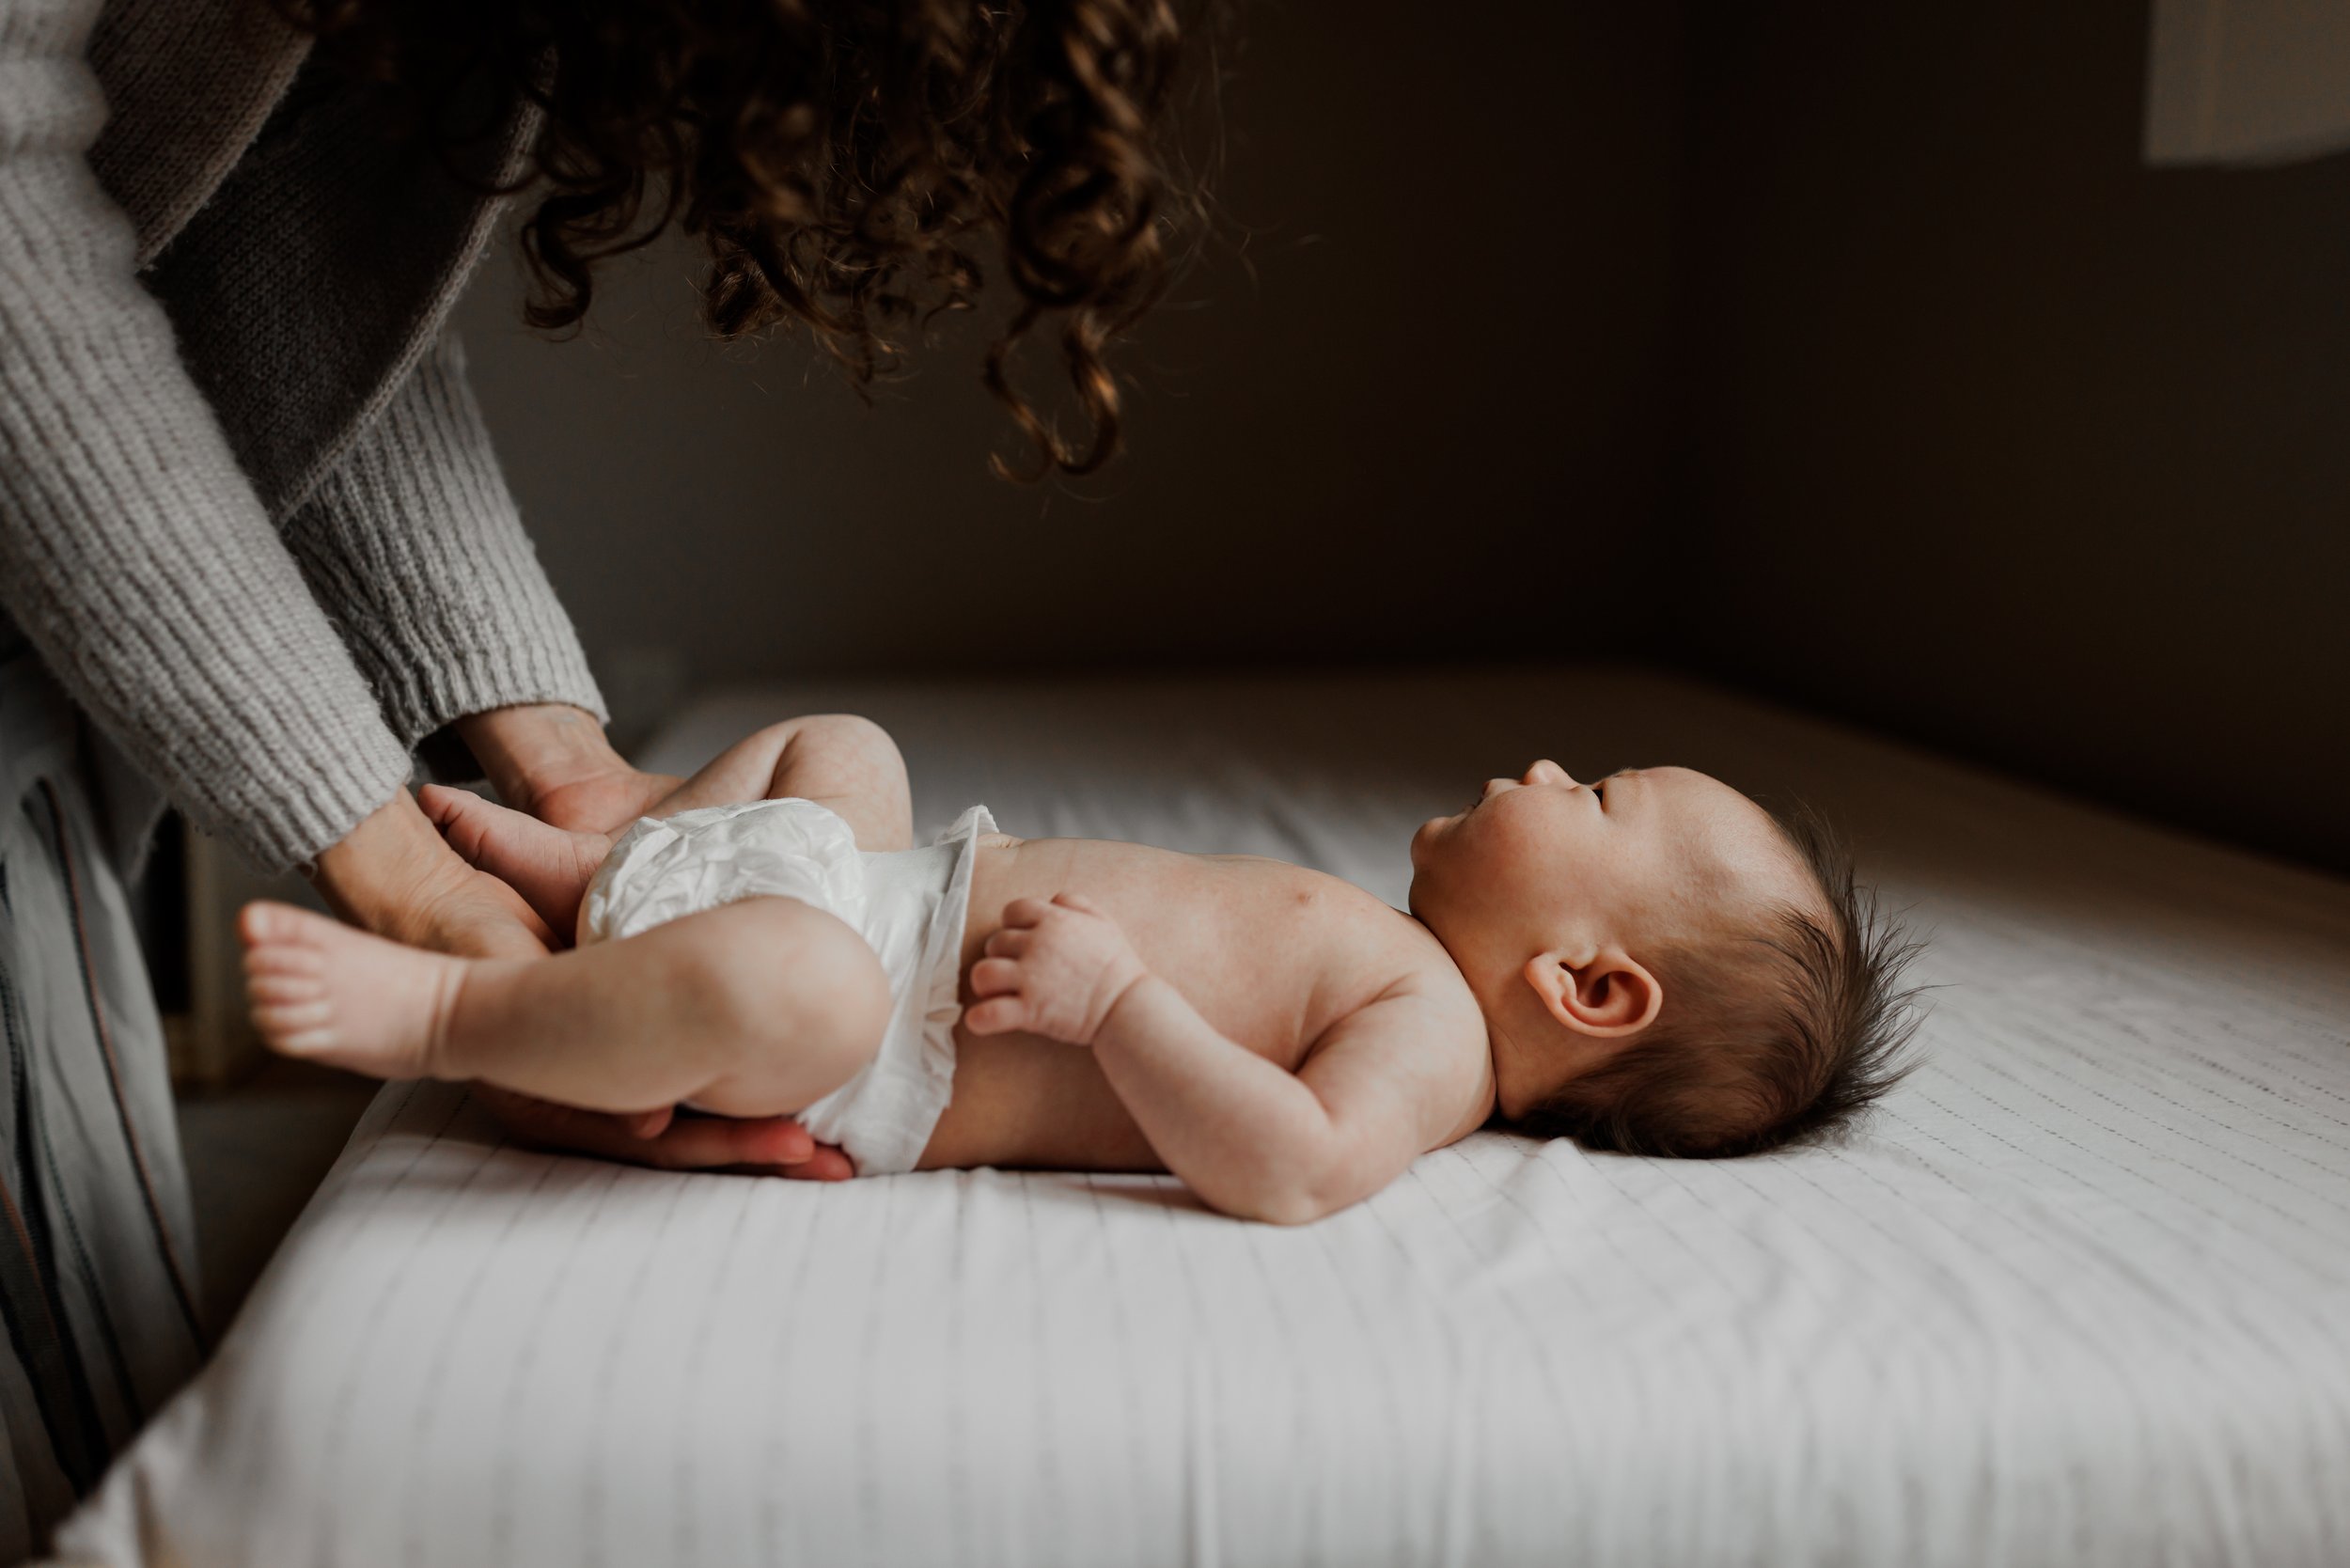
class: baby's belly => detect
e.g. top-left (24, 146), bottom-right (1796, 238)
top-left (913, 1028), bottom-right (1161, 1173)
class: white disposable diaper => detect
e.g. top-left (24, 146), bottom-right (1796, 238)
top-left (579, 797), bottom-right (996, 1175)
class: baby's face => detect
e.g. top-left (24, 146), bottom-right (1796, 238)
top-left (1401, 761), bottom-right (1786, 931)
top-left (1408, 760), bottom-right (1805, 1010)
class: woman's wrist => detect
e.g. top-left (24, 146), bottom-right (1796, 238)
top-left (454, 703), bottom-right (626, 812)
top-left (306, 787), bottom-right (557, 957)
top-left (307, 788), bottom-right (456, 942)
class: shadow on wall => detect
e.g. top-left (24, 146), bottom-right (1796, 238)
top-left (1670, 0), bottom-right (2350, 874)
top-left (451, 0), bottom-right (1690, 732)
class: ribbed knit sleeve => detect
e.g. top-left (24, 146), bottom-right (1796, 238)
top-left (0, 0), bottom-right (412, 870)
top-left (285, 327), bottom-right (607, 756)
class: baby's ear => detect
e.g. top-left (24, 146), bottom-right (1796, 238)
top-left (1523, 949), bottom-right (1663, 1038)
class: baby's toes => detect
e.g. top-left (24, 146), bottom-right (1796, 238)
top-left (242, 943), bottom-right (324, 985)
top-left (238, 899), bottom-right (312, 951)
top-left (249, 990), bottom-right (337, 1054)
top-left (244, 968), bottom-right (326, 1007)
top-left (237, 899), bottom-right (347, 960)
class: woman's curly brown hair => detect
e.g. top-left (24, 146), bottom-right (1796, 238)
top-left (289, 0), bottom-right (1215, 477)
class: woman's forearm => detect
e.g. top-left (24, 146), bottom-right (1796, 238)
top-left (284, 329), bottom-right (609, 756)
top-left (1089, 976), bottom-right (1340, 1223)
top-left (0, 2), bottom-right (415, 870)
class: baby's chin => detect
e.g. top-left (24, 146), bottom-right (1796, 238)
top-left (1402, 855), bottom-right (1447, 931)
top-left (1408, 811), bottom-right (1459, 863)
top-left (1406, 816), bottom-right (1468, 917)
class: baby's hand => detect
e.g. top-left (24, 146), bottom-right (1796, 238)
top-left (964, 894), bottom-right (1147, 1047)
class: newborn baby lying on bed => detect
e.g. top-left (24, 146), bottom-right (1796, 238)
top-left (240, 714), bottom-right (1912, 1223)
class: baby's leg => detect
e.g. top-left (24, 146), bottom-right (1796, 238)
top-left (655, 714), bottom-right (914, 852)
top-left (429, 714), bottom-right (913, 940)
top-left (431, 715), bottom-right (913, 917)
top-left (239, 898), bottom-right (893, 1118)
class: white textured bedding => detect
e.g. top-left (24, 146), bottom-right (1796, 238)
top-left (59, 668), bottom-right (2350, 1567)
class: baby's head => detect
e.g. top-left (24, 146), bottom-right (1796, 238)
top-left (1409, 761), bottom-right (1917, 1157)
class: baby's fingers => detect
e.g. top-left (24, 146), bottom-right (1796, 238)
top-left (998, 897), bottom-right (1053, 929)
top-left (982, 927), bottom-right (1031, 958)
top-left (962, 996), bottom-right (1028, 1035)
top-left (969, 956), bottom-right (1023, 997)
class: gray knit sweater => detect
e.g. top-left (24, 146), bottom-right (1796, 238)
top-left (1, 0), bottom-right (604, 870)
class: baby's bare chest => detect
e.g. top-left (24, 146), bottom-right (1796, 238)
top-left (964, 838), bottom-right (1432, 1068)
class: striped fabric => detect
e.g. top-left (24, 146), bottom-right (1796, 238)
top-left (60, 669), bottom-right (2350, 1567)
top-left (0, 654), bottom-right (202, 1562)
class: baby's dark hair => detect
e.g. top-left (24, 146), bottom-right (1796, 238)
top-left (1515, 808), bottom-right (1920, 1158)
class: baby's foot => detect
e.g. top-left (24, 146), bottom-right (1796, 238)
top-left (239, 902), bottom-right (465, 1081)
top-left (421, 784), bottom-right (613, 941)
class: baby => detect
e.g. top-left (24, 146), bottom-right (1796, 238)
top-left (240, 714), bottom-right (1915, 1222)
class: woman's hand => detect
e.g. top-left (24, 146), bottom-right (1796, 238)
top-left (469, 1088), bottom-right (856, 1180)
top-left (454, 703), bottom-right (682, 836)
top-left (309, 788), bottom-right (556, 959)
top-left (528, 767), bottom-right (682, 836)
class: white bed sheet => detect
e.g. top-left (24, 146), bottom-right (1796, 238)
top-left (58, 667), bottom-right (2350, 1567)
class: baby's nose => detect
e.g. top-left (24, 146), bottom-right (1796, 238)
top-left (1523, 759), bottom-right (1574, 787)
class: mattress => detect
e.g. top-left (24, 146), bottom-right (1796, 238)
top-left (56, 667), bottom-right (2350, 1567)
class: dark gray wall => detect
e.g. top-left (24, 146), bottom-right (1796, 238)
top-left (1672, 3), bottom-right (2350, 871)
top-left (455, 0), bottom-right (1688, 724)
top-left (459, 0), bottom-right (2350, 874)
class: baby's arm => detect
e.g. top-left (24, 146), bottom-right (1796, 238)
top-left (965, 897), bottom-right (1466, 1224)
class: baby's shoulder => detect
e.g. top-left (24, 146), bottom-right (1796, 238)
top-left (1300, 949), bottom-right (1492, 1141)
top-left (1315, 908), bottom-right (1486, 1043)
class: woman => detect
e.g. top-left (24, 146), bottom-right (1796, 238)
top-left (0, 0), bottom-right (1198, 1545)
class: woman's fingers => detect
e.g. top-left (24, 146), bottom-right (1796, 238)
top-left (625, 1105), bottom-right (676, 1139)
top-left (473, 1085), bottom-right (822, 1170)
top-left (637, 1113), bottom-right (819, 1169)
top-left (748, 1147), bottom-right (856, 1182)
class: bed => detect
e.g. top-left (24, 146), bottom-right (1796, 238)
top-left (55, 666), bottom-right (2350, 1567)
